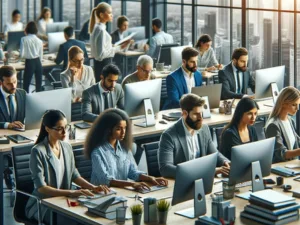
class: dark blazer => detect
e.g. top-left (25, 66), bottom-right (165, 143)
top-left (25, 137), bottom-right (80, 221)
top-left (55, 39), bottom-right (89, 70)
top-left (163, 67), bottom-right (202, 110)
top-left (81, 83), bottom-right (124, 122)
top-left (220, 125), bottom-right (258, 160)
top-left (0, 88), bottom-right (26, 129)
top-left (110, 29), bottom-right (120, 44)
top-left (265, 117), bottom-right (300, 163)
top-left (158, 118), bottom-right (229, 178)
top-left (218, 62), bottom-right (255, 100)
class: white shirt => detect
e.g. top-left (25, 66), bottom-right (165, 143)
top-left (182, 119), bottom-right (200, 160)
top-left (231, 62), bottom-right (243, 94)
top-left (181, 66), bottom-right (195, 93)
top-left (0, 86), bottom-right (17, 129)
top-left (281, 120), bottom-right (296, 150)
top-left (20, 34), bottom-right (43, 60)
top-left (4, 22), bottom-right (23, 35)
top-left (37, 18), bottom-right (53, 35)
top-left (50, 146), bottom-right (65, 189)
top-left (90, 23), bottom-right (120, 61)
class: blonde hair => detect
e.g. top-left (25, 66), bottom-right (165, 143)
top-left (88, 2), bottom-right (111, 34)
top-left (268, 86), bottom-right (300, 120)
top-left (38, 7), bottom-right (51, 20)
top-left (68, 46), bottom-right (83, 68)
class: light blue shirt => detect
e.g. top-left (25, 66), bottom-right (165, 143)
top-left (148, 31), bottom-right (174, 57)
top-left (90, 141), bottom-right (145, 186)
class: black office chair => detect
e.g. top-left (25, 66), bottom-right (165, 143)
top-left (160, 78), bottom-right (168, 110)
top-left (47, 68), bottom-right (63, 89)
top-left (254, 120), bottom-right (266, 141)
top-left (142, 142), bottom-right (161, 177)
top-left (71, 102), bottom-right (82, 122)
top-left (11, 144), bottom-right (42, 225)
top-left (212, 126), bottom-right (224, 151)
top-left (73, 147), bottom-right (92, 182)
top-left (212, 74), bottom-right (219, 84)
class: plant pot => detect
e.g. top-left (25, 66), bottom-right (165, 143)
top-left (158, 210), bottom-right (168, 224)
top-left (132, 213), bottom-right (142, 225)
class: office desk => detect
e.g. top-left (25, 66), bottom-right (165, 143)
top-left (0, 99), bottom-right (273, 225)
top-left (42, 161), bottom-right (300, 225)
top-left (115, 51), bottom-right (145, 77)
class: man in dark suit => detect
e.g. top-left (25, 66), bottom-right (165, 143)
top-left (158, 93), bottom-right (230, 178)
top-left (163, 47), bottom-right (202, 110)
top-left (55, 26), bottom-right (89, 70)
top-left (0, 66), bottom-right (26, 129)
top-left (110, 16), bottom-right (129, 44)
top-left (82, 64), bottom-right (124, 122)
top-left (218, 47), bottom-right (255, 100)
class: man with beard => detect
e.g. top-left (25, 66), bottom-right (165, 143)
top-left (218, 47), bottom-right (255, 100)
top-left (147, 18), bottom-right (174, 57)
top-left (0, 66), bottom-right (26, 129)
top-left (163, 47), bottom-right (202, 109)
top-left (158, 93), bottom-right (230, 178)
top-left (82, 64), bottom-right (124, 122)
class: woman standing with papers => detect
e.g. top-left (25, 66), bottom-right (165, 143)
top-left (89, 2), bottom-right (130, 82)
top-left (25, 110), bottom-right (110, 224)
top-left (85, 108), bottom-right (168, 191)
top-left (265, 86), bottom-right (300, 163)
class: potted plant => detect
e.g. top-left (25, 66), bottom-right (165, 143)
top-left (157, 199), bottom-right (170, 224)
top-left (130, 204), bottom-right (143, 225)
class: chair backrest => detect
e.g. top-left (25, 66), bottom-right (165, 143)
top-left (160, 78), bottom-right (167, 110)
top-left (143, 142), bottom-right (161, 177)
top-left (212, 74), bottom-right (219, 84)
top-left (71, 102), bottom-right (82, 121)
top-left (254, 120), bottom-right (266, 140)
top-left (48, 68), bottom-right (62, 82)
top-left (73, 147), bottom-right (92, 182)
top-left (11, 144), bottom-right (35, 223)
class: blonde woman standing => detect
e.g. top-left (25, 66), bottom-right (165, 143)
top-left (265, 86), bottom-right (300, 163)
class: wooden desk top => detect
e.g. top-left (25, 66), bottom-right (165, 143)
top-left (42, 161), bottom-right (300, 225)
top-left (116, 51), bottom-right (145, 56)
top-left (0, 100), bottom-right (273, 153)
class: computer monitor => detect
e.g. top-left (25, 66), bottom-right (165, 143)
top-left (255, 66), bottom-right (285, 100)
top-left (172, 152), bottom-right (218, 218)
top-left (46, 21), bottom-right (69, 34)
top-left (170, 45), bottom-right (192, 71)
top-left (124, 79), bottom-right (162, 127)
top-left (48, 32), bottom-right (65, 53)
top-left (7, 31), bottom-right (25, 51)
top-left (25, 88), bottom-right (72, 130)
top-left (157, 43), bottom-right (180, 65)
top-left (127, 26), bottom-right (145, 41)
top-left (229, 137), bottom-right (275, 195)
top-left (191, 84), bottom-right (222, 109)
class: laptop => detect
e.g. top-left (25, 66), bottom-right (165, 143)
top-left (191, 84), bottom-right (222, 109)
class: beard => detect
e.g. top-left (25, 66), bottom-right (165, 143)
top-left (2, 85), bottom-right (16, 94)
top-left (236, 64), bottom-right (247, 72)
top-left (185, 114), bottom-right (202, 130)
top-left (185, 64), bottom-right (197, 73)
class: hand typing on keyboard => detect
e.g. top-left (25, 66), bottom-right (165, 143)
top-left (91, 184), bottom-right (111, 195)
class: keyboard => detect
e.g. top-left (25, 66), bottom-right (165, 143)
top-left (138, 185), bottom-right (167, 194)
top-left (235, 181), bottom-right (252, 188)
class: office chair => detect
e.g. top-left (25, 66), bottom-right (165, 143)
top-left (11, 144), bottom-right (42, 225)
top-left (48, 68), bottom-right (63, 89)
top-left (73, 147), bottom-right (92, 182)
top-left (160, 78), bottom-right (168, 110)
top-left (71, 102), bottom-right (82, 122)
top-left (212, 74), bottom-right (219, 84)
top-left (142, 142), bottom-right (161, 177)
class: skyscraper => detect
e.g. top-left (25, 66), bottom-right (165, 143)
top-left (263, 18), bottom-right (273, 68)
top-left (202, 11), bottom-right (217, 48)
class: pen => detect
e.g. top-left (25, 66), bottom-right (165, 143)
top-left (66, 198), bottom-right (71, 207)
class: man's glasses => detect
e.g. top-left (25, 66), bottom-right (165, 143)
top-left (139, 66), bottom-right (153, 74)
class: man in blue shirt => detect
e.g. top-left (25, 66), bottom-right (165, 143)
top-left (55, 26), bottom-right (89, 70)
top-left (163, 47), bottom-right (202, 109)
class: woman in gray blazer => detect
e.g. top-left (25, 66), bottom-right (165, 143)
top-left (265, 86), bottom-right (300, 163)
top-left (25, 110), bottom-right (109, 224)
top-left (60, 46), bottom-right (95, 102)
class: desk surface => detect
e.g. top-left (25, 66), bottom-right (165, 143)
top-left (0, 100), bottom-right (273, 153)
top-left (42, 161), bottom-right (300, 225)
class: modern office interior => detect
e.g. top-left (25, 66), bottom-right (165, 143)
top-left (2, 0), bottom-right (300, 225)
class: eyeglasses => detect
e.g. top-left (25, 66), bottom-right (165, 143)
top-left (71, 58), bottom-right (84, 64)
top-left (51, 124), bottom-right (71, 133)
top-left (139, 66), bottom-right (153, 74)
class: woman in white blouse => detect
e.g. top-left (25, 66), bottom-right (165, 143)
top-left (89, 2), bottom-right (129, 82)
top-left (37, 7), bottom-right (53, 40)
top-left (60, 46), bottom-right (95, 102)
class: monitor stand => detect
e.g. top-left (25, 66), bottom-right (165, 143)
top-left (134, 98), bottom-right (156, 128)
top-left (236, 160), bottom-right (265, 200)
top-left (264, 82), bottom-right (279, 107)
top-left (174, 179), bottom-right (206, 219)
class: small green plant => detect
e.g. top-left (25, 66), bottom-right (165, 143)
top-left (156, 199), bottom-right (170, 212)
top-left (130, 204), bottom-right (143, 215)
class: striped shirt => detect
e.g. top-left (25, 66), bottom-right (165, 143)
top-left (90, 141), bottom-right (145, 186)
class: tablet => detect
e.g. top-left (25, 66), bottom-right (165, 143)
top-left (74, 122), bottom-right (91, 129)
top-left (7, 134), bottom-right (33, 144)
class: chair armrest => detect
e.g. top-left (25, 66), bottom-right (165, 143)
top-left (13, 189), bottom-right (43, 225)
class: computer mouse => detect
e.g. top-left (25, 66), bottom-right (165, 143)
top-left (159, 120), bottom-right (167, 124)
